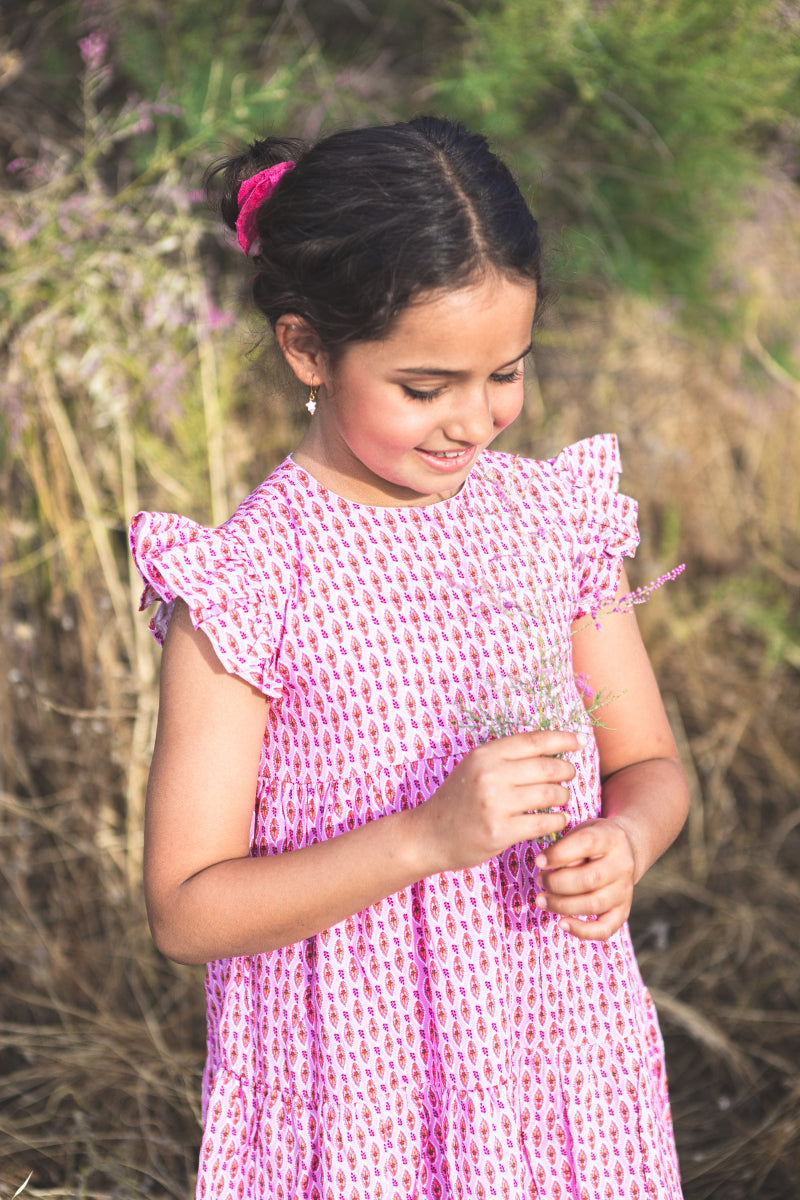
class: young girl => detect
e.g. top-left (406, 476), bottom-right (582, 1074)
top-left (131, 116), bottom-right (688, 1200)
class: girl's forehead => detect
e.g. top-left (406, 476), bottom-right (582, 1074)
top-left (410, 272), bottom-right (536, 316)
top-left (355, 274), bottom-right (538, 362)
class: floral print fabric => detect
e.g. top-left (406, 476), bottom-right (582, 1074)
top-left (131, 435), bottom-right (683, 1200)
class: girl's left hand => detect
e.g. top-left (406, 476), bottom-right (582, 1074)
top-left (533, 817), bottom-right (638, 941)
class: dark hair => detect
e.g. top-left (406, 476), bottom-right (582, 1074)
top-left (206, 116), bottom-right (544, 352)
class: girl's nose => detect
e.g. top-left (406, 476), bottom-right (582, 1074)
top-left (446, 388), bottom-right (494, 445)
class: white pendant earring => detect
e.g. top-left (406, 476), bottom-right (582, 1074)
top-left (306, 381), bottom-right (318, 415)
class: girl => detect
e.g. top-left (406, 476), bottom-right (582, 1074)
top-left (131, 116), bottom-right (688, 1200)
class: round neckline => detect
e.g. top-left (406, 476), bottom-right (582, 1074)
top-left (284, 454), bottom-right (478, 514)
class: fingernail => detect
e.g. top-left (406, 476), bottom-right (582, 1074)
top-left (576, 733), bottom-right (588, 747)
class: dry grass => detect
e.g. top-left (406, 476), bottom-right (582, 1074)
top-left (2, 77), bottom-right (799, 1200)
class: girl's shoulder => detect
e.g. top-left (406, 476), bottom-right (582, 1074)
top-left (224, 455), bottom-right (303, 532)
top-left (477, 434), bottom-right (636, 542)
top-left (130, 457), bottom-right (297, 591)
top-left (128, 458), bottom-right (299, 694)
top-left (477, 435), bottom-right (639, 621)
top-left (479, 433), bottom-right (626, 505)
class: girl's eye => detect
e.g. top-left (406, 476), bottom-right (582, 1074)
top-left (490, 366), bottom-right (524, 384)
top-left (402, 386), bottom-right (443, 402)
top-left (401, 365), bottom-right (523, 402)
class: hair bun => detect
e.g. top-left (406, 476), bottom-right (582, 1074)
top-left (236, 161), bottom-right (296, 255)
top-left (206, 137), bottom-right (306, 233)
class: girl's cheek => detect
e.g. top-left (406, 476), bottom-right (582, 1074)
top-left (494, 389), bottom-right (525, 432)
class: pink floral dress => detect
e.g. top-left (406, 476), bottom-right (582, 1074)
top-left (131, 435), bottom-right (683, 1200)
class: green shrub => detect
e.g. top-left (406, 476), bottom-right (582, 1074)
top-left (436, 0), bottom-right (800, 307)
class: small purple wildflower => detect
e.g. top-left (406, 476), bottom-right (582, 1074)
top-left (127, 112), bottom-right (155, 136)
top-left (79, 31), bottom-right (108, 71)
top-left (151, 359), bottom-right (188, 433)
top-left (18, 217), bottom-right (46, 244)
top-left (206, 299), bottom-right (235, 331)
top-left (0, 389), bottom-right (26, 449)
top-left (607, 564), bottom-right (686, 615)
top-left (150, 88), bottom-right (183, 119)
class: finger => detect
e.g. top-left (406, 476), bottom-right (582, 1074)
top-left (534, 822), bottom-right (607, 870)
top-left (497, 729), bottom-right (587, 760)
top-left (508, 755), bottom-right (576, 788)
top-left (510, 781), bottom-right (572, 816)
top-left (538, 857), bottom-right (616, 898)
top-left (557, 907), bottom-right (627, 942)
top-left (536, 880), bottom-right (623, 918)
top-left (517, 808), bottom-right (571, 843)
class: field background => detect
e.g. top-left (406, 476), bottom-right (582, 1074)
top-left (1, 1), bottom-right (799, 1197)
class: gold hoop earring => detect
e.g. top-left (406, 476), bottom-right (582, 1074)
top-left (306, 381), bottom-right (318, 416)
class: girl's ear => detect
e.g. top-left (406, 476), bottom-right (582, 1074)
top-left (275, 315), bottom-right (329, 387)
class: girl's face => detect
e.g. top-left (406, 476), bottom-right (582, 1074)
top-left (295, 273), bottom-right (537, 507)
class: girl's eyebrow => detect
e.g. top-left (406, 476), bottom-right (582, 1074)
top-left (395, 342), bottom-right (533, 377)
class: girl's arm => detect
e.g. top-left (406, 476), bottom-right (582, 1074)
top-left (533, 567), bottom-right (690, 940)
top-left (145, 599), bottom-right (580, 964)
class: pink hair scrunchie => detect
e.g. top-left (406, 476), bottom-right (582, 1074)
top-left (236, 160), bottom-right (295, 256)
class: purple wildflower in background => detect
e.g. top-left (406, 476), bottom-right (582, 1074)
top-left (79, 31), bottom-right (108, 71)
top-left (0, 390), bottom-right (26, 450)
top-left (18, 218), bottom-right (46, 244)
top-left (206, 298), bottom-right (235, 331)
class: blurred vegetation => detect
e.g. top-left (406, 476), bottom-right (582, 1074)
top-left (1, 1), bottom-right (799, 1198)
top-left (437, 0), bottom-right (800, 309)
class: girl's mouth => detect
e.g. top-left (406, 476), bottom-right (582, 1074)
top-left (416, 445), bottom-right (477, 471)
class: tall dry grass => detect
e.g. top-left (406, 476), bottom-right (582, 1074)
top-left (2, 20), bottom-right (799, 1200)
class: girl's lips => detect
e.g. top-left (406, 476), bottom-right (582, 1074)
top-left (415, 445), bottom-right (478, 472)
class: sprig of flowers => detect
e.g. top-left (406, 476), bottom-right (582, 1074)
top-left (452, 458), bottom-right (684, 841)
top-left (588, 563), bottom-right (686, 626)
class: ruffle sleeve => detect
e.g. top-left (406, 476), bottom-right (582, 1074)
top-left (129, 510), bottom-right (284, 699)
top-left (549, 434), bottom-right (639, 619)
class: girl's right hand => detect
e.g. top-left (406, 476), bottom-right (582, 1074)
top-left (415, 730), bottom-right (583, 873)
